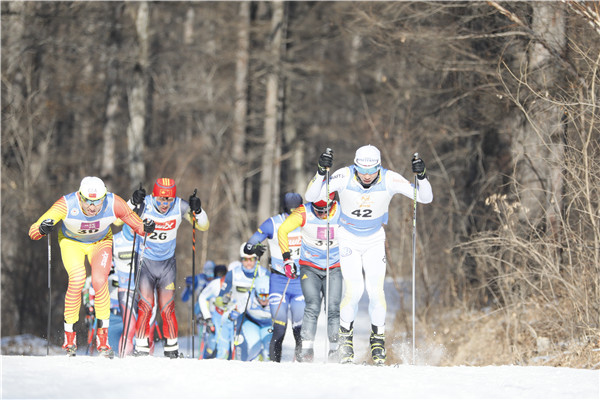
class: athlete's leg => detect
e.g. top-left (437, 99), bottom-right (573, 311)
top-left (58, 236), bottom-right (87, 325)
top-left (118, 289), bottom-right (137, 355)
top-left (363, 238), bottom-right (387, 328)
top-left (299, 267), bottom-right (323, 359)
top-left (326, 267), bottom-right (343, 345)
top-left (260, 324), bottom-right (273, 361)
top-left (268, 273), bottom-right (288, 362)
top-left (88, 238), bottom-right (113, 321)
top-left (134, 259), bottom-right (156, 354)
top-left (156, 257), bottom-right (178, 357)
top-left (240, 320), bottom-right (260, 361)
top-left (338, 231), bottom-right (365, 329)
top-left (215, 314), bottom-right (233, 359)
top-left (287, 278), bottom-right (305, 359)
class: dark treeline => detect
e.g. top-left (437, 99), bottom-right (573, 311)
top-left (2, 1), bottom-right (598, 366)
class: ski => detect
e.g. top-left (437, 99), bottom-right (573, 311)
top-left (98, 349), bottom-right (115, 359)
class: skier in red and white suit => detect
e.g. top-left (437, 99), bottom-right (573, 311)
top-left (130, 178), bottom-right (209, 358)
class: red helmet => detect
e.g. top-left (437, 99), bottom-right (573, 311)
top-left (153, 178), bottom-right (176, 198)
top-left (312, 191), bottom-right (335, 210)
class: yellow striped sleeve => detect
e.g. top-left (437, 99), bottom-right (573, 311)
top-left (277, 205), bottom-right (305, 255)
top-left (29, 197), bottom-right (67, 240)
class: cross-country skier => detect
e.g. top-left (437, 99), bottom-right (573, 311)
top-left (216, 244), bottom-right (269, 360)
top-left (305, 146), bottom-right (433, 365)
top-left (197, 264), bottom-right (228, 359)
top-left (181, 260), bottom-right (216, 319)
top-left (129, 178), bottom-right (209, 358)
top-left (233, 274), bottom-right (273, 361)
top-left (243, 193), bottom-right (304, 362)
top-left (278, 191), bottom-right (341, 362)
top-left (28, 176), bottom-right (155, 357)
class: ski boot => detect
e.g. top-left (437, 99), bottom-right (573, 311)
top-left (297, 347), bottom-right (314, 363)
top-left (62, 331), bottom-right (77, 357)
top-left (96, 327), bottom-right (115, 359)
top-left (133, 337), bottom-right (150, 356)
top-left (164, 338), bottom-right (180, 359)
top-left (328, 342), bottom-right (339, 362)
top-left (370, 326), bottom-right (386, 366)
top-left (338, 325), bottom-right (354, 364)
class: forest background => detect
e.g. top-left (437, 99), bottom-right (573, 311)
top-left (2, 1), bottom-right (599, 368)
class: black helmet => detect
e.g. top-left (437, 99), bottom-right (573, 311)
top-left (283, 192), bottom-right (303, 214)
top-left (214, 264), bottom-right (227, 278)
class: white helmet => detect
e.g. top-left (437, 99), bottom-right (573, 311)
top-left (354, 145), bottom-right (381, 174)
top-left (240, 243), bottom-right (257, 259)
top-left (79, 176), bottom-right (107, 201)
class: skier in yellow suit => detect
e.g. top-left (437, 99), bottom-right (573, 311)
top-left (29, 176), bottom-right (155, 357)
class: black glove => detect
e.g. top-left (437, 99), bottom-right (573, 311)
top-left (189, 194), bottom-right (202, 214)
top-left (317, 148), bottom-right (334, 176)
top-left (132, 186), bottom-right (146, 206)
top-left (205, 318), bottom-right (215, 334)
top-left (412, 155), bottom-right (427, 180)
top-left (39, 219), bottom-right (55, 236)
top-left (244, 243), bottom-right (265, 258)
top-left (143, 218), bottom-right (155, 233)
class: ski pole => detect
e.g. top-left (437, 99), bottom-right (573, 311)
top-left (231, 316), bottom-right (237, 360)
top-left (191, 189), bottom-right (197, 358)
top-left (46, 232), bottom-right (51, 356)
top-left (122, 231), bottom-right (149, 358)
top-left (120, 235), bottom-right (138, 357)
top-left (120, 239), bottom-right (137, 357)
top-left (120, 200), bottom-right (142, 358)
top-left (411, 152), bottom-right (419, 365)
top-left (324, 159), bottom-right (331, 363)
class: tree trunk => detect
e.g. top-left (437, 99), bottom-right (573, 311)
top-left (511, 3), bottom-right (565, 239)
top-left (127, 2), bottom-right (149, 186)
top-left (228, 1), bottom-right (251, 259)
top-left (257, 1), bottom-right (284, 223)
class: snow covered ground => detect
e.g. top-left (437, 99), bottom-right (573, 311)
top-left (2, 279), bottom-right (598, 399)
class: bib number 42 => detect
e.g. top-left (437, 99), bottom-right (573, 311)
top-left (351, 209), bottom-right (372, 218)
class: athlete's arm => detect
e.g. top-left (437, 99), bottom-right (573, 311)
top-left (113, 195), bottom-right (146, 236)
top-left (277, 205), bottom-right (306, 255)
top-left (387, 170), bottom-right (433, 204)
top-left (29, 197), bottom-right (68, 240)
top-left (180, 199), bottom-right (210, 231)
top-left (198, 279), bottom-right (220, 318)
top-left (305, 167), bottom-right (348, 202)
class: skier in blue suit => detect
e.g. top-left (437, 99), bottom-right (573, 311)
top-left (233, 275), bottom-right (273, 361)
top-left (243, 193), bottom-right (305, 362)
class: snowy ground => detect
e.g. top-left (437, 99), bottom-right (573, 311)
top-left (2, 279), bottom-right (598, 399)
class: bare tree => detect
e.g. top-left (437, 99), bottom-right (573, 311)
top-left (226, 1), bottom-right (251, 259)
top-left (257, 1), bottom-right (284, 223)
top-left (126, 2), bottom-right (149, 185)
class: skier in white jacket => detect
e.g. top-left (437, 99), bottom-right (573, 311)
top-left (305, 145), bottom-right (433, 365)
